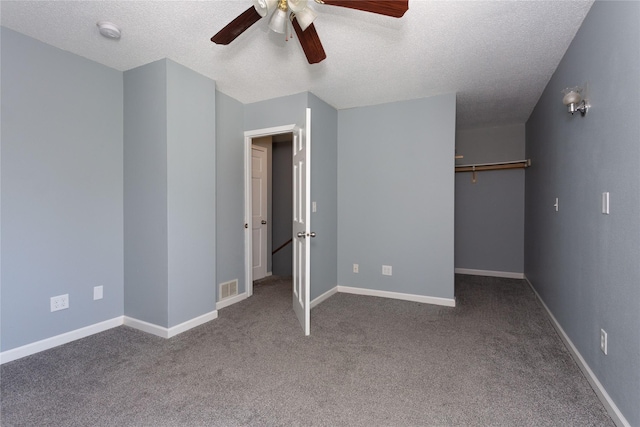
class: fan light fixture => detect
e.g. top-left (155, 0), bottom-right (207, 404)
top-left (211, 0), bottom-right (409, 65)
top-left (294, 7), bottom-right (317, 31)
top-left (562, 86), bottom-right (589, 116)
top-left (260, 0), bottom-right (317, 34)
top-left (268, 2), bottom-right (289, 33)
top-left (253, 0), bottom-right (277, 17)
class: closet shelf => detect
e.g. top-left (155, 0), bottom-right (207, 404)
top-left (455, 159), bottom-right (531, 183)
top-left (455, 159), bottom-right (531, 173)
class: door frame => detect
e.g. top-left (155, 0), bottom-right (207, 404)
top-left (244, 124), bottom-right (296, 297)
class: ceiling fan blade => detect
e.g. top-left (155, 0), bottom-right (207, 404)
top-left (292, 19), bottom-right (327, 64)
top-left (211, 6), bottom-right (262, 45)
top-left (320, 0), bottom-right (409, 18)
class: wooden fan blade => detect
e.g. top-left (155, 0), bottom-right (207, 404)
top-left (211, 6), bottom-right (262, 45)
top-left (292, 19), bottom-right (327, 64)
top-left (320, 0), bottom-right (409, 18)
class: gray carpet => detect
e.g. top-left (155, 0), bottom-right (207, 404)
top-left (1, 275), bottom-right (613, 426)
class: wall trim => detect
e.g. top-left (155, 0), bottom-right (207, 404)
top-left (167, 310), bottom-right (218, 338)
top-left (0, 316), bottom-right (124, 365)
top-left (455, 268), bottom-right (525, 279)
top-left (216, 292), bottom-right (248, 310)
top-left (123, 316), bottom-right (169, 338)
top-left (525, 276), bottom-right (630, 427)
top-left (337, 286), bottom-right (455, 307)
top-left (124, 309), bottom-right (218, 339)
top-left (1, 308), bottom-right (220, 364)
top-left (310, 286), bottom-right (338, 308)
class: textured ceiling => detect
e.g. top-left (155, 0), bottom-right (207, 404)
top-left (0, 0), bottom-right (593, 129)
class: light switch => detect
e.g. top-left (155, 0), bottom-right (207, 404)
top-left (312, 201), bottom-right (317, 212)
top-left (602, 192), bottom-right (610, 214)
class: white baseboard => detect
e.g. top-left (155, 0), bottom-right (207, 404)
top-left (124, 309), bottom-right (218, 339)
top-left (216, 292), bottom-right (248, 310)
top-left (455, 268), bottom-right (524, 279)
top-left (337, 286), bottom-right (455, 307)
top-left (123, 316), bottom-right (169, 338)
top-left (525, 276), bottom-right (630, 427)
top-left (310, 286), bottom-right (338, 308)
top-left (0, 316), bottom-right (124, 365)
top-left (167, 310), bottom-right (218, 337)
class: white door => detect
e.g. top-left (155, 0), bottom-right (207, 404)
top-left (292, 108), bottom-right (312, 335)
top-left (252, 145), bottom-right (268, 281)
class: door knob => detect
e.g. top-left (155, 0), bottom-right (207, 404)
top-left (308, 232), bottom-right (316, 238)
top-left (297, 232), bottom-right (306, 238)
top-left (261, 220), bottom-right (267, 224)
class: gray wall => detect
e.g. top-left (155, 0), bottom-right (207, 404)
top-left (525, 2), bottom-right (640, 425)
top-left (456, 125), bottom-right (525, 164)
top-left (455, 125), bottom-right (525, 273)
top-left (337, 94), bottom-right (456, 299)
top-left (1, 28), bottom-right (124, 351)
top-left (166, 60), bottom-right (216, 327)
top-left (124, 59), bottom-right (216, 328)
top-left (244, 93), bottom-right (308, 131)
top-left (216, 91), bottom-right (246, 295)
top-left (308, 93), bottom-right (338, 299)
top-left (123, 60), bottom-right (169, 327)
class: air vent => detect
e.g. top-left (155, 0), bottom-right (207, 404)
top-left (219, 279), bottom-right (238, 301)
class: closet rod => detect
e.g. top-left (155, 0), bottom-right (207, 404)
top-left (455, 159), bottom-right (531, 173)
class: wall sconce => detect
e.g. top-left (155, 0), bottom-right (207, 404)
top-left (562, 86), bottom-right (589, 116)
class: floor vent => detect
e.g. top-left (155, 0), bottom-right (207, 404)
top-left (219, 279), bottom-right (238, 301)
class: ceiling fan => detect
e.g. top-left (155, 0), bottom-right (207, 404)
top-left (211, 0), bottom-right (409, 64)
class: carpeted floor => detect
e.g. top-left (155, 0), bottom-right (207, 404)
top-left (1, 275), bottom-right (613, 426)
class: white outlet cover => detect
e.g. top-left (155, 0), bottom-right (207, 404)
top-left (50, 294), bottom-right (69, 312)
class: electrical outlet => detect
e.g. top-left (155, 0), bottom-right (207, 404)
top-left (93, 286), bottom-right (103, 300)
top-left (600, 329), bottom-right (608, 355)
top-left (50, 294), bottom-right (69, 312)
top-left (382, 265), bottom-right (392, 276)
top-left (353, 264), bottom-right (359, 273)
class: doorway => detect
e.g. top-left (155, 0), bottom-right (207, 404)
top-left (244, 109), bottom-right (312, 335)
top-left (251, 135), bottom-right (294, 282)
top-left (245, 126), bottom-right (295, 297)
